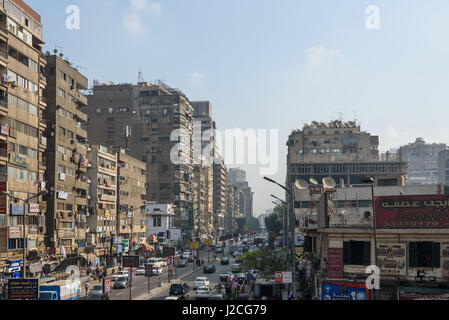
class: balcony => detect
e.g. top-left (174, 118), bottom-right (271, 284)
top-left (0, 22), bottom-right (7, 36)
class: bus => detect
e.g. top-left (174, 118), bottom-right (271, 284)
top-left (146, 257), bottom-right (166, 268)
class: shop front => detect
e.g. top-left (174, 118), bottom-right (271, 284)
top-left (321, 281), bottom-right (370, 300)
top-left (397, 286), bottom-right (449, 300)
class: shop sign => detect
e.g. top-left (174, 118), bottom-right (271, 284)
top-left (397, 286), bottom-right (449, 300)
top-left (295, 233), bottom-right (305, 247)
top-left (28, 204), bottom-right (40, 213)
top-left (9, 153), bottom-right (29, 168)
top-left (7, 260), bottom-right (23, 273)
top-left (10, 204), bottom-right (24, 216)
top-left (9, 226), bottom-right (22, 238)
top-left (104, 278), bottom-right (112, 293)
top-left (274, 271), bottom-right (292, 284)
top-left (123, 256), bottom-right (139, 268)
top-left (327, 248), bottom-right (343, 279)
top-left (57, 192), bottom-right (68, 200)
top-left (375, 195), bottom-right (449, 228)
top-left (377, 243), bottom-right (406, 276)
top-left (305, 214), bottom-right (318, 230)
top-left (322, 281), bottom-right (369, 300)
top-left (8, 279), bottom-right (39, 300)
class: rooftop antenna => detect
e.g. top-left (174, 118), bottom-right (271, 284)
top-left (337, 112), bottom-right (343, 122)
top-left (138, 69), bottom-right (145, 83)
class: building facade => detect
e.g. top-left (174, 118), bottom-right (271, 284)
top-left (0, 0), bottom-right (47, 275)
top-left (86, 145), bottom-right (117, 262)
top-left (84, 81), bottom-right (195, 239)
top-left (43, 53), bottom-right (89, 260)
top-left (213, 157), bottom-right (227, 240)
top-left (400, 138), bottom-right (446, 185)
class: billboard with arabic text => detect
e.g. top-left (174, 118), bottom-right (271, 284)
top-left (375, 195), bottom-right (449, 228)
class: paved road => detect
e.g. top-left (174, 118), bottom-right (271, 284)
top-left (149, 251), bottom-right (239, 300)
top-left (109, 249), bottom-right (214, 300)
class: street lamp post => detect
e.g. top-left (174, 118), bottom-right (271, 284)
top-left (271, 195), bottom-right (287, 250)
top-left (1, 190), bottom-right (47, 279)
top-left (361, 177), bottom-right (379, 301)
top-left (263, 177), bottom-right (296, 299)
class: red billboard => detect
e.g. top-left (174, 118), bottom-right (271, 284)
top-left (375, 195), bottom-right (449, 228)
top-left (327, 248), bottom-right (343, 279)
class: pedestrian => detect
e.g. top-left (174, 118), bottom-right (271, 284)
top-left (288, 291), bottom-right (294, 300)
top-left (84, 281), bottom-right (90, 296)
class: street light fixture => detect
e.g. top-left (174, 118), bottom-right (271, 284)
top-left (1, 190), bottom-right (48, 279)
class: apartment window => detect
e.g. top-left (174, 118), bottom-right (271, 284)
top-left (153, 217), bottom-right (162, 227)
top-left (58, 88), bottom-right (65, 98)
top-left (18, 145), bottom-right (27, 155)
top-left (57, 184), bottom-right (65, 192)
top-left (409, 242), bottom-right (440, 268)
top-left (57, 203), bottom-right (64, 210)
top-left (58, 165), bottom-right (65, 174)
top-left (343, 241), bottom-right (371, 266)
top-left (8, 47), bottom-right (18, 59)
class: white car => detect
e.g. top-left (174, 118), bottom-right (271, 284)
top-left (112, 270), bottom-right (129, 281)
top-left (182, 251), bottom-right (191, 259)
top-left (196, 286), bottom-right (211, 300)
top-left (135, 268), bottom-right (146, 276)
top-left (194, 277), bottom-right (210, 289)
top-left (165, 296), bottom-right (181, 300)
top-left (152, 266), bottom-right (163, 276)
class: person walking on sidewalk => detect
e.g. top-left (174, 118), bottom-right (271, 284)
top-left (84, 281), bottom-right (90, 296)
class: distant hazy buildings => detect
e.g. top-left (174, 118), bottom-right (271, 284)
top-left (399, 138), bottom-right (446, 185)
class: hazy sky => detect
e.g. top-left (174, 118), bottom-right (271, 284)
top-left (27, 0), bottom-right (449, 215)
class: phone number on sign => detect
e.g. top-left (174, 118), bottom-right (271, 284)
top-left (382, 221), bottom-right (449, 227)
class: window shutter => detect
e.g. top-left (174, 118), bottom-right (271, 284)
top-left (343, 242), bottom-right (351, 265)
top-left (363, 242), bottom-right (371, 266)
top-left (409, 242), bottom-right (417, 268)
top-left (432, 242), bottom-right (441, 268)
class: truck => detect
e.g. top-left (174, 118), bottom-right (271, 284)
top-left (38, 280), bottom-right (81, 300)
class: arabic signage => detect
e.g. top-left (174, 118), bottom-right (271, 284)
top-left (163, 247), bottom-right (175, 257)
top-left (103, 278), bottom-right (112, 293)
top-left (327, 248), bottom-right (343, 279)
top-left (305, 214), bottom-right (318, 230)
top-left (375, 195), bottom-right (449, 228)
top-left (397, 286), bottom-right (449, 300)
top-left (57, 192), bottom-right (68, 200)
top-left (322, 281), bottom-right (369, 300)
top-left (274, 272), bottom-right (292, 284)
top-left (189, 242), bottom-right (199, 250)
top-left (377, 243), bottom-right (406, 276)
top-left (9, 226), bottom-right (22, 239)
top-left (9, 153), bottom-right (29, 168)
top-left (10, 204), bottom-right (24, 216)
top-left (123, 256), bottom-right (140, 268)
top-left (8, 279), bottom-right (39, 300)
top-left (28, 204), bottom-right (40, 213)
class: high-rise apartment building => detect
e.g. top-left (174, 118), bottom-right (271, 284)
top-left (399, 138), bottom-right (446, 185)
top-left (86, 145), bottom-right (117, 263)
top-left (84, 81), bottom-right (195, 238)
top-left (0, 0), bottom-right (47, 274)
top-left (43, 54), bottom-right (89, 259)
top-left (228, 168), bottom-right (246, 186)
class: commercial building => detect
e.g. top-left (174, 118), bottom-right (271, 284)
top-left (145, 202), bottom-right (176, 243)
top-left (399, 138), bottom-right (446, 185)
top-left (294, 183), bottom-right (449, 300)
top-left (86, 145), bottom-right (117, 263)
top-left (287, 121), bottom-right (407, 187)
top-left (114, 148), bottom-right (147, 250)
top-left (84, 81), bottom-right (195, 239)
top-left (42, 53), bottom-right (89, 262)
top-left (0, 0), bottom-right (47, 274)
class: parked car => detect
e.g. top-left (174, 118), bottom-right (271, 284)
top-left (187, 256), bottom-right (194, 263)
top-left (194, 277), bottom-right (210, 289)
top-left (113, 276), bottom-right (129, 289)
top-left (169, 283), bottom-right (189, 297)
top-left (178, 259), bottom-right (187, 267)
top-left (112, 271), bottom-right (129, 282)
top-left (89, 285), bottom-right (104, 296)
top-left (196, 286), bottom-right (211, 300)
top-left (87, 293), bottom-right (109, 300)
top-left (203, 264), bottom-right (216, 274)
top-left (221, 257), bottom-right (230, 265)
top-left (135, 268), bottom-right (146, 276)
top-left (210, 294), bottom-right (224, 300)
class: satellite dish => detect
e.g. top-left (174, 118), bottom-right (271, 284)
top-left (323, 177), bottom-right (337, 189)
top-left (341, 210), bottom-right (347, 216)
top-left (309, 178), bottom-right (319, 185)
top-left (295, 179), bottom-right (309, 190)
